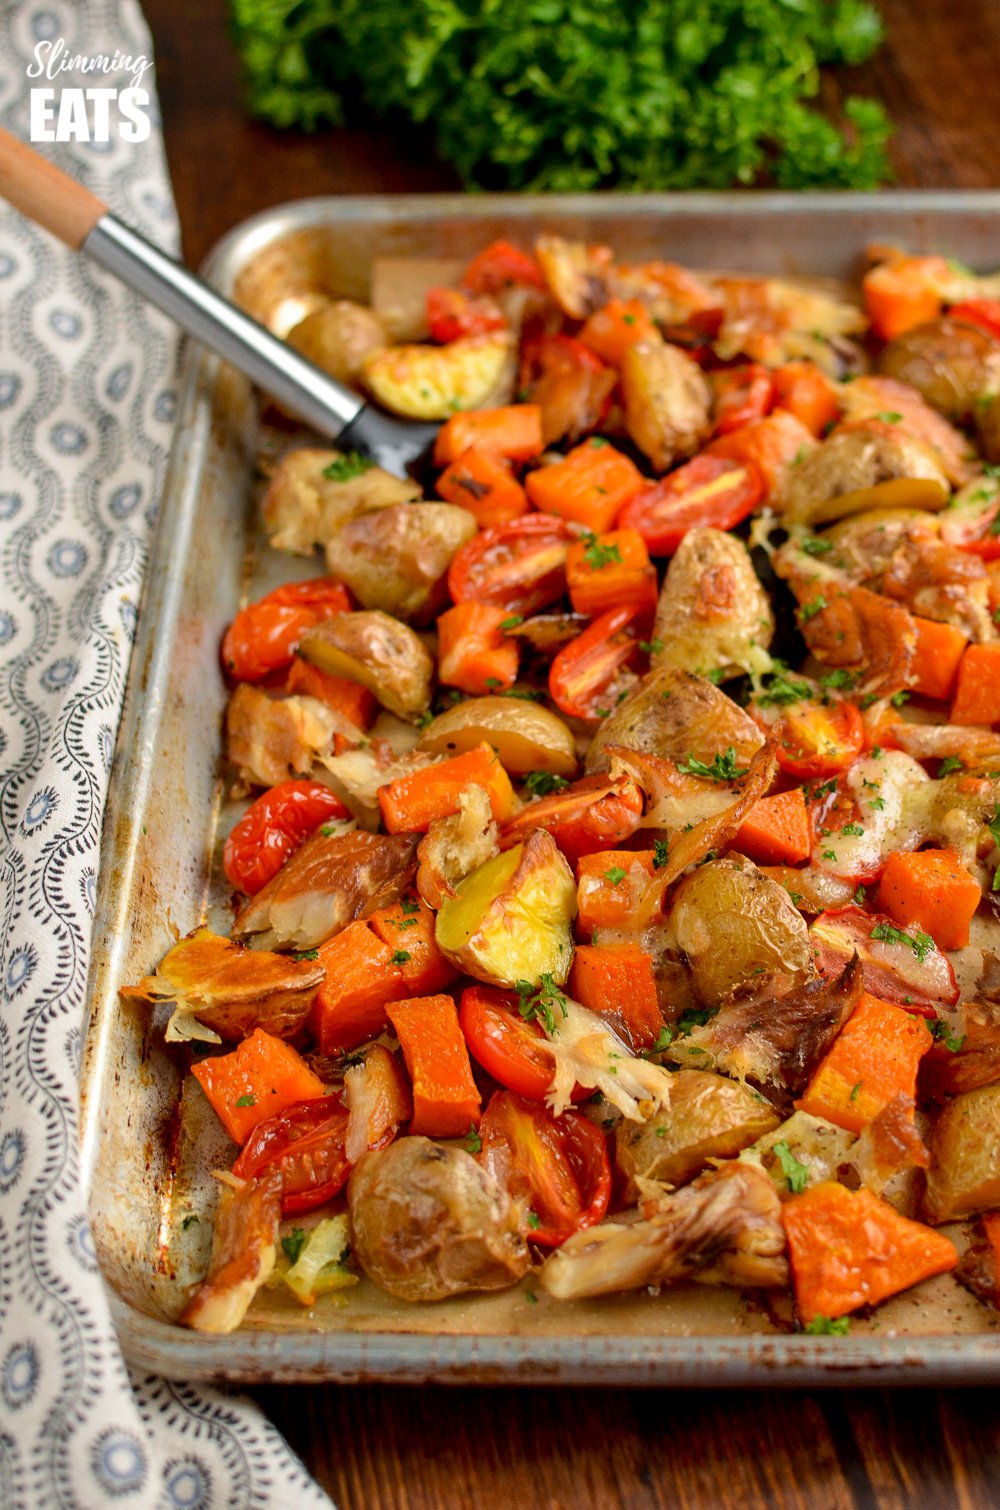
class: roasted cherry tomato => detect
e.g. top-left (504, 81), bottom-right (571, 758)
top-left (548, 605), bottom-right (642, 722)
top-left (459, 985), bottom-right (562, 1101)
top-left (500, 772), bottom-right (644, 864)
top-left (710, 363), bottom-right (774, 435)
top-left (939, 484), bottom-right (1000, 560)
top-left (750, 676), bottom-right (863, 781)
top-left (426, 286), bottom-right (507, 344)
top-left (617, 455), bottom-right (762, 556)
top-left (811, 907), bottom-right (959, 1015)
top-left (232, 1095), bottom-right (350, 1216)
top-left (223, 779), bottom-right (349, 896)
top-left (461, 239), bottom-right (546, 295)
top-left (448, 513), bottom-right (576, 615)
top-left (221, 577), bottom-right (351, 683)
top-left (947, 299), bottom-right (1000, 341)
top-left (478, 1090), bottom-right (611, 1247)
top-left (518, 333), bottom-right (616, 447)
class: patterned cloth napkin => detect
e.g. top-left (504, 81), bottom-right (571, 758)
top-left (0, 3), bottom-right (334, 1505)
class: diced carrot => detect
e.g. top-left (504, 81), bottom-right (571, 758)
top-left (797, 990), bottom-right (933, 1135)
top-left (386, 993), bottom-right (482, 1136)
top-left (569, 944), bottom-right (664, 1050)
top-left (951, 643), bottom-right (1000, 724)
top-left (878, 847), bottom-right (981, 953)
top-left (576, 849), bottom-right (659, 933)
top-left (368, 896), bottom-right (458, 995)
top-left (436, 602), bottom-right (519, 695)
top-left (862, 256), bottom-right (952, 342)
top-left (379, 742), bottom-right (518, 833)
top-left (286, 657), bottom-right (376, 729)
top-left (565, 527), bottom-right (658, 620)
top-left (706, 410), bottom-right (815, 500)
top-left (783, 1181), bottom-right (957, 1321)
top-left (911, 616), bottom-right (969, 702)
top-left (734, 787), bottom-right (812, 866)
top-left (771, 361), bottom-right (841, 437)
top-left (984, 1212), bottom-right (1000, 1271)
top-left (525, 439), bottom-right (646, 534)
top-left (192, 1028), bottom-right (327, 1144)
top-left (307, 921), bottom-right (405, 1055)
top-left (578, 298), bottom-right (660, 367)
top-left (437, 444), bottom-right (528, 528)
top-left (433, 404), bottom-right (543, 468)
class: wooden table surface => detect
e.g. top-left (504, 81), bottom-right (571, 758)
top-left (143, 2), bottom-right (1000, 1504)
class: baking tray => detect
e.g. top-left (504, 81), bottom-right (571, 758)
top-left (80, 191), bottom-right (1000, 1385)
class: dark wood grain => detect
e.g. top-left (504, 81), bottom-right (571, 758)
top-left (142, 2), bottom-right (1000, 1504)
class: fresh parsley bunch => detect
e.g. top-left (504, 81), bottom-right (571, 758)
top-left (229, 0), bottom-right (891, 191)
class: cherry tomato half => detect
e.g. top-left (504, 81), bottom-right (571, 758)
top-left (947, 299), bottom-right (1000, 342)
top-left (750, 678), bottom-right (863, 782)
top-left (618, 455), bottom-right (762, 556)
top-left (459, 985), bottom-right (561, 1101)
top-left (479, 1090), bottom-right (611, 1247)
top-left (710, 363), bottom-right (774, 435)
top-left (499, 772), bottom-right (644, 864)
top-left (426, 286), bottom-right (507, 344)
top-left (232, 1095), bottom-right (350, 1216)
top-left (548, 604), bottom-right (642, 721)
top-left (221, 577), bottom-right (351, 683)
top-left (810, 906), bottom-right (959, 1015)
top-left (461, 239), bottom-right (546, 296)
top-left (448, 513), bottom-right (576, 616)
top-left (223, 779), bottom-right (349, 896)
top-left (939, 484), bottom-right (1000, 561)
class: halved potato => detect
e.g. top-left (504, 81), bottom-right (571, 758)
top-left (418, 696), bottom-right (578, 778)
top-left (585, 666), bottom-right (764, 775)
top-left (924, 1082), bottom-right (1000, 1223)
top-left (362, 331), bottom-right (516, 420)
top-left (621, 340), bottom-right (712, 472)
top-left (781, 421), bottom-right (950, 527)
top-left (324, 501), bottom-right (476, 622)
top-left (878, 317), bottom-right (1000, 421)
top-left (286, 300), bottom-right (388, 388)
top-left (651, 528), bottom-right (773, 682)
top-left (535, 235), bottom-right (612, 319)
top-left (298, 611), bottom-right (433, 721)
top-left (435, 829), bottom-right (576, 986)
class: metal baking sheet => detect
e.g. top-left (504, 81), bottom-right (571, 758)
top-left (80, 190), bottom-right (1000, 1385)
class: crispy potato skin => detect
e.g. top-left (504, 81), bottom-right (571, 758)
top-left (781, 422), bottom-right (949, 527)
top-left (651, 527), bottom-right (773, 681)
top-left (585, 667), bottom-right (763, 775)
top-left (924, 1083), bottom-right (1000, 1224)
top-left (324, 502), bottom-right (476, 623)
top-left (419, 696), bottom-right (579, 778)
top-left (299, 610), bottom-right (434, 721)
top-left (878, 318), bottom-right (1000, 421)
top-left (362, 331), bottom-right (516, 420)
top-left (348, 1137), bottom-right (529, 1300)
top-left (262, 448), bottom-right (421, 556)
top-left (621, 340), bottom-right (712, 472)
top-left (286, 300), bottom-right (388, 387)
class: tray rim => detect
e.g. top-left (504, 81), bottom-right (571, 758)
top-left (86, 188), bottom-right (1000, 1386)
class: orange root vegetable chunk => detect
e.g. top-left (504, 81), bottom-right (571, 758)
top-left (797, 990), bottom-right (932, 1135)
top-left (386, 993), bottom-right (482, 1136)
top-left (578, 298), bottom-right (660, 367)
top-left (862, 256), bottom-right (952, 341)
top-left (910, 617), bottom-right (969, 702)
top-left (771, 361), bottom-right (841, 438)
top-left (379, 742), bottom-right (518, 832)
top-left (192, 1028), bottom-right (327, 1144)
top-left (433, 404), bottom-right (543, 467)
top-left (436, 602), bottom-right (519, 695)
top-left (368, 897), bottom-right (457, 996)
top-left (575, 849), bottom-right (658, 932)
top-left (878, 847), bottom-right (981, 953)
top-left (526, 439), bottom-right (646, 534)
top-left (734, 787), bottom-right (812, 866)
top-left (568, 944), bottom-right (664, 1051)
top-left (436, 445), bottom-right (528, 528)
top-left (565, 528), bottom-right (658, 620)
top-left (783, 1180), bottom-right (957, 1322)
top-left (286, 657), bottom-right (376, 730)
top-left (308, 920), bottom-right (405, 1054)
top-left (951, 643), bottom-right (1000, 725)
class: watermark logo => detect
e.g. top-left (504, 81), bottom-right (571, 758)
top-left (27, 39), bottom-right (152, 143)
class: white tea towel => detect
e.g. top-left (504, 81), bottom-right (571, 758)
top-left (0, 3), bottom-right (334, 1505)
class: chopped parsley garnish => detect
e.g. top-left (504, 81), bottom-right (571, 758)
top-left (758, 669), bottom-right (812, 707)
top-left (416, 709), bottom-right (435, 730)
top-left (484, 677), bottom-right (503, 689)
top-left (527, 1210), bottom-right (541, 1230)
top-left (852, 884), bottom-right (867, 905)
top-left (705, 667), bottom-right (725, 685)
top-left (235, 1094), bottom-right (256, 1108)
top-left (323, 451), bottom-right (374, 481)
top-left (678, 747), bottom-right (748, 782)
top-left (515, 974), bottom-right (569, 1035)
top-left (390, 949), bottom-right (411, 965)
top-left (525, 1290), bottom-right (538, 1304)
top-left (604, 866), bottom-right (627, 885)
top-left (799, 595), bottom-right (828, 623)
top-left (890, 689), bottom-right (910, 708)
top-left (524, 770), bottom-right (570, 797)
top-left (819, 668), bottom-right (858, 692)
top-left (988, 803), bottom-right (1000, 891)
top-left (869, 796), bottom-right (885, 811)
top-left (804, 1315), bottom-right (850, 1335)
top-left (772, 1140), bottom-right (809, 1194)
top-left (464, 1123), bottom-right (483, 1154)
top-left (870, 920), bottom-right (935, 962)
top-left (653, 838), bottom-right (670, 870)
top-left (294, 949), bottom-right (319, 961)
top-left (930, 1020), bottom-right (966, 1053)
top-left (581, 532), bottom-right (622, 570)
top-left (800, 536), bottom-right (834, 557)
top-left (822, 850), bottom-right (838, 861)
top-left (319, 825), bottom-right (336, 837)
top-left (638, 638), bottom-right (664, 655)
top-left (644, 1026), bottom-right (672, 1057)
top-left (401, 898), bottom-right (420, 915)
top-left (500, 615), bottom-right (524, 631)
top-left (281, 1227), bottom-right (306, 1265)
top-left (675, 1006), bottom-right (718, 1036)
top-left (875, 411), bottom-right (903, 423)
top-left (810, 778), bottom-right (838, 802)
top-left (841, 823), bottom-right (865, 837)
top-left (849, 1081), bottom-right (862, 1102)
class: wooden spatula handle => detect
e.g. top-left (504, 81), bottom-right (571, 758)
top-left (0, 127), bottom-right (107, 248)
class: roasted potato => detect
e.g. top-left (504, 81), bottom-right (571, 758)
top-left (435, 829), bottom-right (576, 987)
top-left (837, 375), bottom-right (973, 486)
top-left (535, 235), bottom-right (613, 319)
top-left (419, 695), bottom-right (579, 778)
top-left (822, 506), bottom-right (941, 580)
top-left (976, 392), bottom-right (1000, 463)
top-left (781, 421), bottom-right (950, 528)
top-left (615, 1069), bottom-right (780, 1198)
top-left (585, 666), bottom-right (764, 776)
top-left (621, 340), bottom-right (712, 472)
top-left (286, 300), bottom-right (388, 388)
top-left (348, 1137), bottom-right (529, 1301)
top-left (362, 331), bottom-right (516, 420)
top-left (298, 611), bottom-right (434, 721)
top-left (924, 1082), bottom-right (1000, 1223)
top-left (878, 317), bottom-right (1000, 421)
top-left (669, 856), bottom-right (815, 1007)
top-left (324, 502), bottom-right (477, 623)
top-left (650, 528), bottom-right (774, 682)
top-left (262, 447), bottom-right (421, 556)
top-left (741, 1110), bottom-right (856, 1195)
top-left (226, 686), bottom-right (336, 789)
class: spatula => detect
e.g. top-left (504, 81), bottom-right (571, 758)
top-left (0, 127), bottom-right (439, 476)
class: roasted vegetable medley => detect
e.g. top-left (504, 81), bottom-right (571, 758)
top-left (126, 239), bottom-right (1000, 1333)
